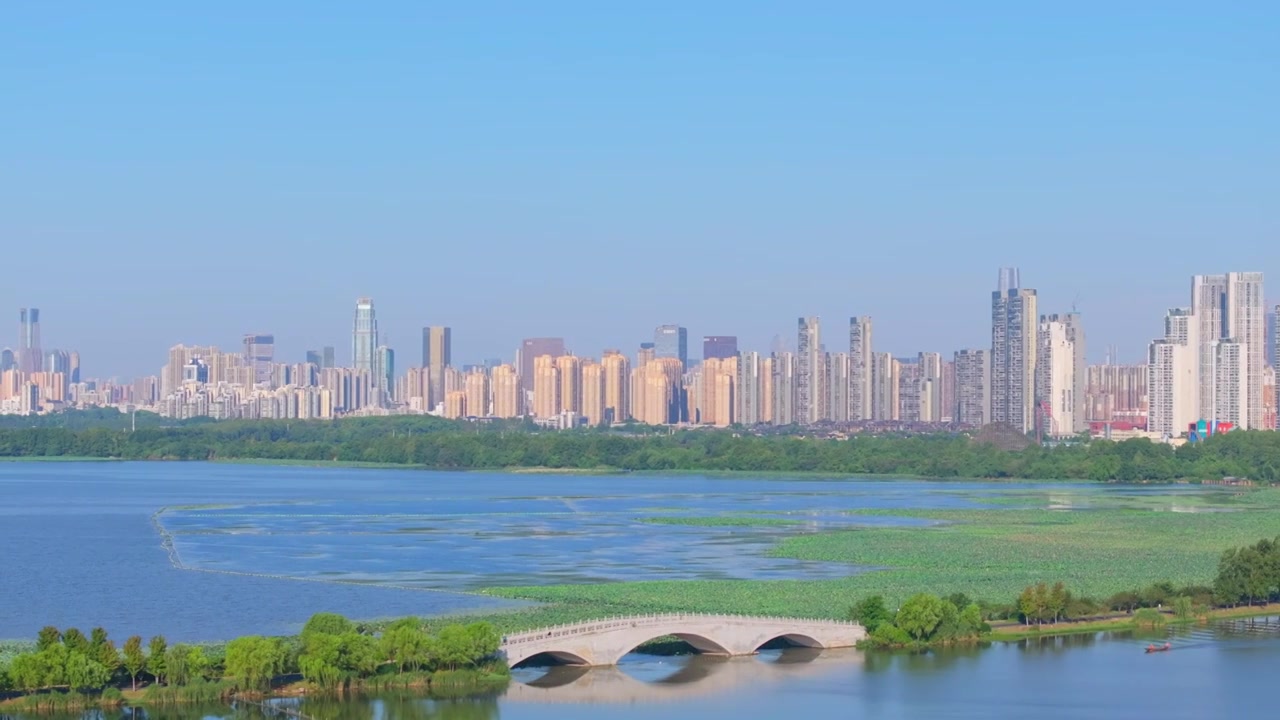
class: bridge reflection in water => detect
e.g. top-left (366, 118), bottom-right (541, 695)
top-left (507, 648), bottom-right (861, 704)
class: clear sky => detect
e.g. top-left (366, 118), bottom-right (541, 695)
top-left (2, 2), bottom-right (1277, 378)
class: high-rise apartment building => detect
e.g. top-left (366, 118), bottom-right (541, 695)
top-left (1212, 339), bottom-right (1248, 427)
top-left (490, 364), bottom-right (520, 419)
top-left (518, 338), bottom-right (566, 398)
top-left (580, 360), bottom-right (605, 426)
top-left (555, 355), bottom-right (582, 415)
top-left (1147, 308), bottom-right (1199, 437)
top-left (990, 269), bottom-right (1038, 433)
top-left (463, 369), bottom-right (489, 418)
top-left (1225, 272), bottom-right (1264, 429)
top-left (1037, 318), bottom-right (1078, 436)
top-left (917, 352), bottom-right (943, 423)
top-left (796, 317), bottom-right (822, 425)
top-left (848, 317), bottom-right (873, 422)
top-left (654, 326), bottom-right (688, 368)
top-left (897, 358), bottom-right (921, 422)
top-left (532, 354), bottom-right (561, 418)
top-left (954, 349), bottom-right (990, 427)
top-left (702, 336), bottom-right (738, 361)
top-left (601, 350), bottom-right (630, 425)
top-left (352, 298), bottom-right (378, 374)
top-left (421, 326), bottom-right (452, 408)
top-left (1039, 313), bottom-right (1086, 433)
top-left (1085, 364), bottom-right (1148, 427)
top-left (872, 352), bottom-right (899, 421)
top-left (736, 351), bottom-right (765, 426)
top-left (771, 352), bottom-right (795, 426)
top-left (826, 352), bottom-right (849, 423)
top-left (374, 346), bottom-right (395, 403)
top-left (243, 334), bottom-right (275, 386)
top-left (322, 346), bottom-right (336, 369)
top-left (1191, 273), bottom-right (1265, 428)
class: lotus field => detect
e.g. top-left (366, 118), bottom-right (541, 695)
top-left (481, 488), bottom-right (1280, 624)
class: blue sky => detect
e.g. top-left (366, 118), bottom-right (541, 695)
top-left (2, 2), bottom-right (1277, 377)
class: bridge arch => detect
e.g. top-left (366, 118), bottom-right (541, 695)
top-left (757, 632), bottom-right (825, 651)
top-left (511, 649), bottom-right (592, 668)
top-left (606, 632), bottom-right (732, 666)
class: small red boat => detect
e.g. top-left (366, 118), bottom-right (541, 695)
top-left (1145, 642), bottom-right (1172, 654)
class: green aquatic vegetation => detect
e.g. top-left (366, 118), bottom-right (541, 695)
top-left (482, 489), bottom-right (1280, 622)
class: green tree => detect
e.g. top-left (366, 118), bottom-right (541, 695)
top-left (958, 603), bottom-right (986, 637)
top-left (380, 618), bottom-right (430, 672)
top-left (65, 652), bottom-right (111, 690)
top-left (122, 635), bottom-right (146, 690)
top-left (186, 646), bottom-right (211, 682)
top-left (225, 636), bottom-right (284, 691)
top-left (165, 644), bottom-right (190, 686)
top-left (36, 626), bottom-right (62, 651)
top-left (895, 593), bottom-right (947, 641)
top-left (301, 612), bottom-right (355, 641)
top-left (850, 595), bottom-right (894, 632)
top-left (147, 635), bottom-right (168, 684)
top-left (1172, 596), bottom-right (1194, 621)
top-left (62, 628), bottom-right (91, 656)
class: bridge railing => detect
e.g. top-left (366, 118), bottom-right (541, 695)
top-left (500, 612), bottom-right (862, 647)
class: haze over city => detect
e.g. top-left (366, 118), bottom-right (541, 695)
top-left (3, 3), bottom-right (1278, 377)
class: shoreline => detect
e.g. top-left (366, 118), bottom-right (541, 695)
top-left (0, 455), bottom-right (1155, 484)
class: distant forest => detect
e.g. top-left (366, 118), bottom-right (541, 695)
top-left (0, 413), bottom-right (1277, 483)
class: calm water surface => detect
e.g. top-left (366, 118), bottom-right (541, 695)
top-left (0, 462), bottom-right (1241, 640)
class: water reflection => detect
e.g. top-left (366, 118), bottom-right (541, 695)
top-left (507, 647), bottom-right (856, 704)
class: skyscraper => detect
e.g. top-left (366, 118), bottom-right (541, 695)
top-left (917, 352), bottom-right (943, 423)
top-left (848, 317), bottom-right (873, 421)
top-left (990, 269), bottom-right (1038, 433)
top-left (736, 351), bottom-right (764, 426)
top-left (375, 345), bottom-right (395, 403)
top-left (702, 336), bottom-right (738, 361)
top-left (954, 349), bottom-right (990, 427)
top-left (18, 308), bottom-right (41, 374)
top-left (826, 352), bottom-right (849, 423)
top-left (1191, 272), bottom-right (1265, 428)
top-left (352, 298), bottom-right (378, 373)
top-left (532, 355), bottom-right (561, 418)
top-left (654, 326), bottom-right (688, 368)
top-left (796, 317), bottom-right (822, 425)
top-left (322, 346), bottom-right (336, 369)
top-left (580, 360), bottom-right (605, 426)
top-left (243, 334), bottom-right (275, 386)
top-left (422, 326), bottom-right (453, 409)
top-left (770, 352), bottom-right (795, 426)
top-left (871, 352), bottom-right (899, 421)
top-left (490, 364), bottom-right (520, 419)
top-left (1148, 308), bottom-right (1199, 437)
top-left (601, 350), bottom-right (630, 425)
top-left (1037, 318), bottom-right (1077, 436)
top-left (0, 348), bottom-right (13, 372)
top-left (1225, 272), bottom-right (1264, 429)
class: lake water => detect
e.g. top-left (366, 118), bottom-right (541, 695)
top-left (1, 461), bottom-right (1275, 717)
top-left (0, 462), bottom-right (1244, 640)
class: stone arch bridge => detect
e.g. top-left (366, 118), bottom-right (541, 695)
top-left (500, 613), bottom-right (866, 667)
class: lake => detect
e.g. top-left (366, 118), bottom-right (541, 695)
top-left (1, 462), bottom-right (1276, 718)
top-left (0, 462), bottom-right (1248, 640)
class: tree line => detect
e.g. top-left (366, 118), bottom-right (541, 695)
top-left (0, 613), bottom-right (504, 702)
top-left (2, 418), bottom-right (1280, 482)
